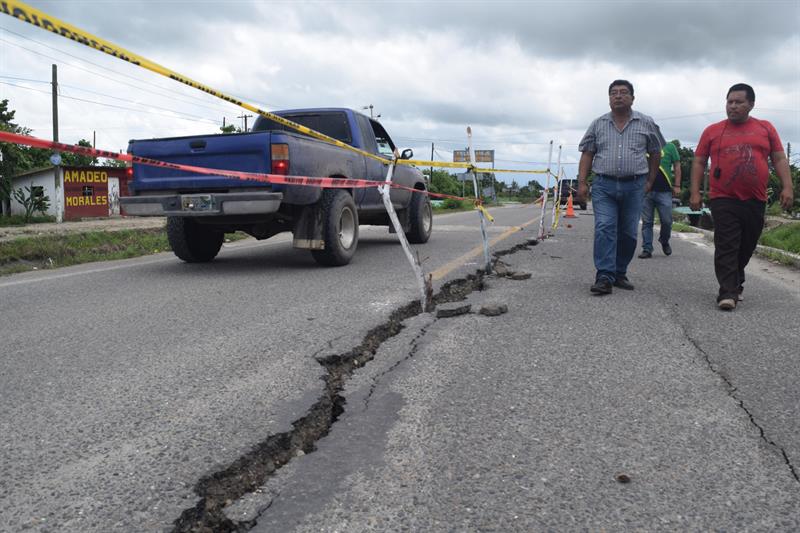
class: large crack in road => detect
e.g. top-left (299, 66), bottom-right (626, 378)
top-left (170, 240), bottom-right (537, 532)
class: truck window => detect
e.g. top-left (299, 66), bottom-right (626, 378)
top-left (252, 112), bottom-right (352, 144)
top-left (370, 119), bottom-right (396, 158)
top-left (356, 114), bottom-right (379, 154)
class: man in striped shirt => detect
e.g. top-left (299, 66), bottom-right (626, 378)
top-left (577, 80), bottom-right (665, 295)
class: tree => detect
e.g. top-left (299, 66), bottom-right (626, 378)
top-left (60, 139), bottom-right (98, 166)
top-left (425, 168), bottom-right (462, 198)
top-left (0, 99), bottom-right (51, 216)
top-left (220, 124), bottom-right (243, 134)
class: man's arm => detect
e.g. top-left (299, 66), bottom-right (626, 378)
top-left (689, 156), bottom-right (707, 211)
top-left (577, 151), bottom-right (594, 203)
top-left (645, 151), bottom-right (661, 193)
top-left (771, 151), bottom-right (794, 210)
top-left (672, 161), bottom-right (682, 197)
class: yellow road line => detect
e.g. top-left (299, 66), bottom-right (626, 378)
top-left (430, 213), bottom-right (541, 281)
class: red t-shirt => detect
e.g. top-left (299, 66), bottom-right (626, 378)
top-left (694, 117), bottom-right (783, 202)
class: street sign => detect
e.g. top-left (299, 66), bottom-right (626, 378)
top-left (453, 149), bottom-right (494, 163)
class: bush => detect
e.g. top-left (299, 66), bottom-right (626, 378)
top-left (442, 198), bottom-right (466, 209)
top-left (12, 183), bottom-right (50, 222)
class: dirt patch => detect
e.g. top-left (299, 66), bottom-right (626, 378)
top-left (0, 217), bottom-right (166, 242)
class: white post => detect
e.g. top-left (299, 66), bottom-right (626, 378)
top-left (550, 148), bottom-right (562, 232)
top-left (378, 159), bottom-right (431, 311)
top-left (537, 141), bottom-right (554, 240)
top-left (552, 168), bottom-right (565, 231)
top-left (467, 126), bottom-right (492, 273)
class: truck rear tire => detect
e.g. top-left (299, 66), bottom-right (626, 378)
top-left (405, 190), bottom-right (432, 244)
top-left (311, 190), bottom-right (358, 266)
top-left (166, 216), bottom-right (224, 263)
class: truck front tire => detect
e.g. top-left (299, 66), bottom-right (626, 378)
top-left (405, 191), bottom-right (432, 244)
top-left (311, 190), bottom-right (358, 266)
top-left (166, 216), bottom-right (224, 263)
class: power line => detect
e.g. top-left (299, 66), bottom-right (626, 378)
top-left (0, 26), bottom-right (286, 117)
top-left (0, 80), bottom-right (217, 124)
top-left (0, 31), bottom-right (238, 116)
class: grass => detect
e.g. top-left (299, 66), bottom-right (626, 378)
top-left (0, 214), bottom-right (56, 227)
top-left (759, 222), bottom-right (800, 254)
top-left (671, 222), bottom-right (696, 233)
top-left (0, 229), bottom-right (249, 276)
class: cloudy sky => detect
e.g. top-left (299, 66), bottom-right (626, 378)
top-left (1, 0), bottom-right (798, 184)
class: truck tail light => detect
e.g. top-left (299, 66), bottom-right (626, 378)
top-left (271, 144), bottom-right (289, 175)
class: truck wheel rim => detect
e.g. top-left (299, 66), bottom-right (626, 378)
top-left (422, 201), bottom-right (432, 233)
top-left (338, 206), bottom-right (356, 249)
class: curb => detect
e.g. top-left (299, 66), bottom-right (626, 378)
top-left (684, 225), bottom-right (800, 269)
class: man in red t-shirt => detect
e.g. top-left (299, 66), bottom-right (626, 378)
top-left (690, 83), bottom-right (794, 311)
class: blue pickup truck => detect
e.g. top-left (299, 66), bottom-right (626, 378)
top-left (121, 108), bottom-right (432, 266)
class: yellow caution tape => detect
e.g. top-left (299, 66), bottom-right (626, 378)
top-left (474, 201), bottom-right (495, 222)
top-left (1, 1), bottom-right (549, 176)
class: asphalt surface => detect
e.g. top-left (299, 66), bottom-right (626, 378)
top-left (244, 210), bottom-right (800, 531)
top-left (2, 205), bottom-right (799, 531)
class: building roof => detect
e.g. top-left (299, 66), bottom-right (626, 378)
top-left (11, 166), bottom-right (55, 179)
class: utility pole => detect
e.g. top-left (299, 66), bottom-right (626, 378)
top-left (52, 64), bottom-right (62, 223)
top-left (430, 142), bottom-right (434, 184)
top-left (238, 113), bottom-right (253, 132)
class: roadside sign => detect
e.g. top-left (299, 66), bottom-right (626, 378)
top-left (453, 149), bottom-right (494, 163)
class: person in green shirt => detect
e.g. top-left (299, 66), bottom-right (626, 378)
top-left (639, 140), bottom-right (681, 258)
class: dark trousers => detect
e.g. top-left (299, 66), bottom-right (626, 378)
top-left (709, 198), bottom-right (766, 301)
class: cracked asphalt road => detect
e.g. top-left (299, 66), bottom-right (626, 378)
top-left (2, 205), bottom-right (799, 531)
top-left (243, 212), bottom-right (800, 531)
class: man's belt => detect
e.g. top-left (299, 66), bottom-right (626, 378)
top-left (599, 174), bottom-right (638, 182)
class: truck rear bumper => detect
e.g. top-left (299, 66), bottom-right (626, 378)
top-left (120, 192), bottom-right (283, 216)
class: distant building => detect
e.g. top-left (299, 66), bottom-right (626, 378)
top-left (10, 166), bottom-right (132, 220)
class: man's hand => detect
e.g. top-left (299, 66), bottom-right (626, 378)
top-left (780, 187), bottom-right (794, 211)
top-left (644, 181), bottom-right (653, 194)
top-left (672, 185), bottom-right (681, 198)
top-left (689, 191), bottom-right (702, 211)
top-left (577, 181), bottom-right (588, 204)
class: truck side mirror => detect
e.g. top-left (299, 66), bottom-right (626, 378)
top-left (400, 148), bottom-right (413, 160)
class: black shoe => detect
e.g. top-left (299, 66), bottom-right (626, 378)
top-left (590, 279), bottom-right (613, 295)
top-left (613, 277), bottom-right (634, 290)
top-left (638, 250), bottom-right (652, 259)
top-left (662, 242), bottom-right (672, 256)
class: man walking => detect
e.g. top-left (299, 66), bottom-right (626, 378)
top-left (577, 80), bottom-right (665, 294)
top-left (690, 83), bottom-right (793, 311)
top-left (639, 140), bottom-right (681, 258)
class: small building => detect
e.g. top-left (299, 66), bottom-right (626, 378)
top-left (10, 165), bottom-right (133, 220)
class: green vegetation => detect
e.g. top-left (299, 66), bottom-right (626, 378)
top-left (0, 228), bottom-right (249, 276)
top-left (424, 168), bottom-right (543, 204)
top-left (0, 214), bottom-right (56, 226)
top-left (671, 222), bottom-right (696, 233)
top-left (759, 222), bottom-right (800, 254)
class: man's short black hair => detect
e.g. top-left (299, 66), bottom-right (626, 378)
top-left (727, 83), bottom-right (755, 103)
top-left (609, 79), bottom-right (634, 96)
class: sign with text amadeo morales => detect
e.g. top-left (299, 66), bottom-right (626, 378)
top-left (63, 166), bottom-right (127, 220)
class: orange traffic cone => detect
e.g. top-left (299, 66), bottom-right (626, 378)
top-left (564, 192), bottom-right (577, 218)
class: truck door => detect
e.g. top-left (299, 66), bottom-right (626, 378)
top-left (355, 114), bottom-right (389, 209)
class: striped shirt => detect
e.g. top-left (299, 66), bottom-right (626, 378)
top-left (578, 110), bottom-right (665, 176)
